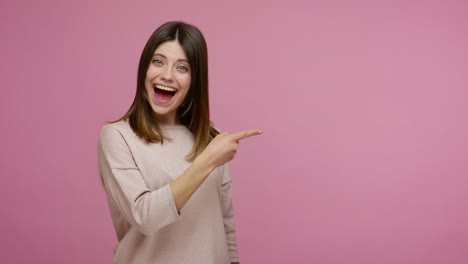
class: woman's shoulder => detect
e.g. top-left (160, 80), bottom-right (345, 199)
top-left (100, 119), bottom-right (133, 139)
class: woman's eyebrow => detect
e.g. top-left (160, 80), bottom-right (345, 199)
top-left (153, 53), bottom-right (189, 63)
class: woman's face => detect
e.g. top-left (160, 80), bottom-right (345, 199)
top-left (145, 40), bottom-right (191, 125)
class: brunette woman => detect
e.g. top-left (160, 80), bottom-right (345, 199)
top-left (98, 21), bottom-right (261, 264)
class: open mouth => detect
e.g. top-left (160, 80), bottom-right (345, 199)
top-left (154, 84), bottom-right (177, 103)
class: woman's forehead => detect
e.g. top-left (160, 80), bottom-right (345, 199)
top-left (153, 41), bottom-right (188, 61)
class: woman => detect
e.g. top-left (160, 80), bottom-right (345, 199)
top-left (98, 21), bottom-right (261, 264)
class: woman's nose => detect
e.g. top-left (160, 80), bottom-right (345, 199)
top-left (161, 67), bottom-right (174, 82)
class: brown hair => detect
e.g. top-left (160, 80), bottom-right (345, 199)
top-left (117, 21), bottom-right (218, 161)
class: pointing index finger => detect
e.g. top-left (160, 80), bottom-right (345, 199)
top-left (230, 129), bottom-right (263, 141)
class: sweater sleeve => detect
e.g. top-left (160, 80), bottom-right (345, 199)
top-left (220, 164), bottom-right (239, 263)
top-left (98, 125), bottom-right (181, 236)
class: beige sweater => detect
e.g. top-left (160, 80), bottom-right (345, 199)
top-left (98, 120), bottom-right (238, 263)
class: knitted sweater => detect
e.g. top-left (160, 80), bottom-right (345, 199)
top-left (98, 120), bottom-right (238, 263)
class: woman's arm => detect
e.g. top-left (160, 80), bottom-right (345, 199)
top-left (170, 130), bottom-right (262, 211)
top-left (99, 125), bottom-right (181, 235)
top-left (219, 164), bottom-right (240, 263)
top-left (99, 125), bottom-right (261, 235)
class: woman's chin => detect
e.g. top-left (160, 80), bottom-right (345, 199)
top-left (151, 104), bottom-right (180, 122)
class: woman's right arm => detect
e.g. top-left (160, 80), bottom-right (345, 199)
top-left (98, 126), bottom-right (181, 235)
top-left (170, 130), bottom-right (262, 211)
top-left (99, 126), bottom-right (261, 235)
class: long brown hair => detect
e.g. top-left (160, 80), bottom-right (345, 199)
top-left (117, 21), bottom-right (218, 161)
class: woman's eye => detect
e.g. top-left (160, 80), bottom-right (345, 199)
top-left (178, 66), bottom-right (189, 72)
top-left (152, 59), bottom-right (163, 65)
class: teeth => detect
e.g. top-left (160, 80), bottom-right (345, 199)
top-left (155, 85), bottom-right (176, 92)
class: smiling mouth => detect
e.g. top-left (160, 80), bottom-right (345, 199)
top-left (154, 84), bottom-right (177, 103)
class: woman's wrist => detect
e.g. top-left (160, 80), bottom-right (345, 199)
top-left (192, 154), bottom-right (214, 177)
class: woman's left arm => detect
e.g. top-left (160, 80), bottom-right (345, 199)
top-left (219, 164), bottom-right (240, 264)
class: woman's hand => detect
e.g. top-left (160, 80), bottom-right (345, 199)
top-left (197, 129), bottom-right (263, 171)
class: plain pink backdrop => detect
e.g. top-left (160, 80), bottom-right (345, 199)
top-left (1, 0), bottom-right (468, 263)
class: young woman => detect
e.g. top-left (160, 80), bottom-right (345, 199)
top-left (98, 21), bottom-right (261, 264)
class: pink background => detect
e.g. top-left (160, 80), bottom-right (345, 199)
top-left (1, 0), bottom-right (468, 263)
